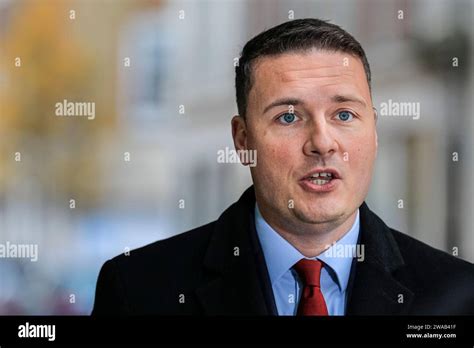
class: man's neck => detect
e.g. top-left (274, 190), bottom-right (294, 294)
top-left (256, 205), bottom-right (358, 258)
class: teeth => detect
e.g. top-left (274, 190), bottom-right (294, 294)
top-left (310, 172), bottom-right (333, 178)
top-left (312, 179), bottom-right (330, 185)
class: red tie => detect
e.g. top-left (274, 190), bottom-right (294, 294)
top-left (293, 259), bottom-right (329, 316)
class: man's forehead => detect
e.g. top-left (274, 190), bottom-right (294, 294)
top-left (253, 50), bottom-right (365, 84)
top-left (250, 51), bottom-right (369, 108)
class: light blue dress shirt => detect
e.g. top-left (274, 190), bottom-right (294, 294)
top-left (254, 204), bottom-right (360, 316)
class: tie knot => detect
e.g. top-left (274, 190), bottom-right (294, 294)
top-left (293, 259), bottom-right (324, 287)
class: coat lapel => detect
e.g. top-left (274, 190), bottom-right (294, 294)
top-left (346, 202), bottom-right (415, 315)
top-left (195, 187), bottom-right (272, 315)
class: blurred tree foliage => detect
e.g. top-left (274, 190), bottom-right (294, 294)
top-left (0, 0), bottom-right (151, 208)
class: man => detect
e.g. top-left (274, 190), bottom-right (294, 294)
top-left (92, 18), bottom-right (474, 315)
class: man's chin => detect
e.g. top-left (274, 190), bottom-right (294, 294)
top-left (291, 206), bottom-right (345, 225)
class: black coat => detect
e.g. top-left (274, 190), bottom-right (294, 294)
top-left (92, 186), bottom-right (474, 315)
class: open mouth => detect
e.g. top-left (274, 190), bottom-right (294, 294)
top-left (306, 172), bottom-right (334, 186)
top-left (299, 168), bottom-right (341, 192)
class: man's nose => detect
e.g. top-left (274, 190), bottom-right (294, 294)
top-left (302, 118), bottom-right (338, 158)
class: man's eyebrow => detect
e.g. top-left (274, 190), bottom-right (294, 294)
top-left (262, 95), bottom-right (367, 114)
top-left (331, 94), bottom-right (367, 108)
top-left (263, 98), bottom-right (304, 114)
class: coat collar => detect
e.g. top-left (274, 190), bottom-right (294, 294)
top-left (345, 202), bottom-right (415, 315)
top-left (195, 186), bottom-right (273, 315)
top-left (196, 186), bottom-right (414, 315)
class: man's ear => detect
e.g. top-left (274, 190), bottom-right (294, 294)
top-left (375, 130), bottom-right (378, 157)
top-left (231, 115), bottom-right (248, 151)
top-left (372, 106), bottom-right (378, 157)
top-left (231, 115), bottom-right (250, 166)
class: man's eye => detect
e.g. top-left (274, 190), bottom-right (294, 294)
top-left (336, 111), bottom-right (354, 122)
top-left (277, 112), bottom-right (299, 124)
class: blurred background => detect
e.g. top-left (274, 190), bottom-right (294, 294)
top-left (0, 0), bottom-right (472, 314)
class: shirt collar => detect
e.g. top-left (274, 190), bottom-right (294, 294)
top-left (255, 203), bottom-right (360, 292)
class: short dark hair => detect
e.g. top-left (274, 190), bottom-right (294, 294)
top-left (235, 18), bottom-right (371, 118)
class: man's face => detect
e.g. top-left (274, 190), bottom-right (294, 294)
top-left (232, 49), bottom-right (377, 234)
